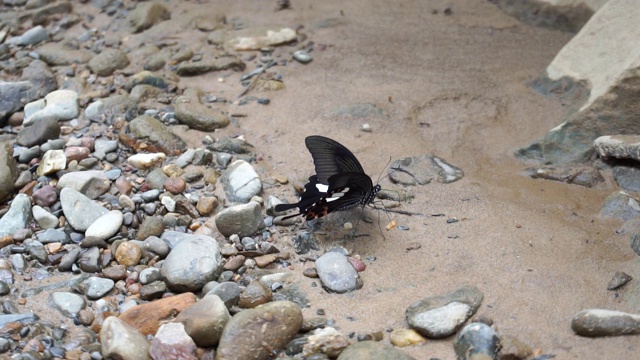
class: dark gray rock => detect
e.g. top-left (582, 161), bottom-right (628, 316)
top-left (78, 247), bottom-right (102, 273)
top-left (20, 60), bottom-right (58, 101)
top-left (600, 191), bottom-right (640, 221)
top-left (517, 67), bottom-right (640, 164)
top-left (207, 282), bottom-right (241, 309)
top-left (175, 57), bottom-right (245, 76)
top-left (0, 81), bottom-right (32, 125)
top-left (17, 117), bottom-right (61, 147)
top-left (607, 271), bottom-right (632, 290)
top-left (613, 165), bottom-right (640, 192)
top-left (453, 322), bottom-right (500, 360)
top-left (125, 71), bottom-right (167, 92)
top-left (36, 42), bottom-right (93, 66)
top-left (36, 228), bottom-right (69, 244)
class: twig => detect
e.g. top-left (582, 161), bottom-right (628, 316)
top-left (237, 61), bottom-right (276, 98)
top-left (370, 207), bottom-right (424, 216)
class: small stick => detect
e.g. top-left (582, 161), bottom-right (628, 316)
top-left (370, 207), bottom-right (424, 216)
top-left (238, 61), bottom-right (276, 98)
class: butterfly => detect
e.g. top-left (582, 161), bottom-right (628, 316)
top-left (274, 135), bottom-right (381, 221)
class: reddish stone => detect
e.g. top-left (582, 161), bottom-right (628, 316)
top-left (119, 292), bottom-right (197, 336)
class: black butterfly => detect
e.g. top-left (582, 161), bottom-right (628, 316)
top-left (275, 135), bottom-right (381, 221)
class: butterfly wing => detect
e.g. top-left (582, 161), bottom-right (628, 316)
top-left (302, 172), bottom-right (375, 220)
top-left (305, 136), bottom-right (365, 184)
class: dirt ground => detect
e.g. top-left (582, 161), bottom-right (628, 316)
top-left (17, 0), bottom-right (640, 358)
top-left (177, 0), bottom-right (638, 358)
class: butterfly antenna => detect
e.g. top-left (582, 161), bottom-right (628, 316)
top-left (376, 203), bottom-right (387, 241)
top-left (375, 156), bottom-right (393, 185)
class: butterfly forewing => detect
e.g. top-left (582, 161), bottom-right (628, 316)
top-left (305, 136), bottom-right (365, 184)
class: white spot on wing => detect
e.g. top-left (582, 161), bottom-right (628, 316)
top-left (316, 184), bottom-right (328, 193)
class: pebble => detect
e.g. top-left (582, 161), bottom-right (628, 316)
top-left (60, 187), bottom-right (108, 232)
top-left (453, 322), bottom-right (500, 360)
top-left (175, 294), bottom-right (230, 347)
top-left (164, 176), bottom-right (186, 194)
top-left (174, 94), bottom-right (230, 131)
top-left (207, 282), bottom-right (241, 309)
top-left (196, 196), bottom-right (218, 215)
top-left (216, 301), bottom-right (302, 359)
top-left (100, 316), bottom-right (150, 360)
top-left (127, 115), bottom-right (187, 156)
top-left (292, 50), bottom-right (313, 63)
top-left (115, 242), bottom-right (142, 267)
top-left (49, 292), bottom-right (86, 318)
top-left (77, 247), bottom-right (102, 273)
top-left (0, 142), bottom-right (18, 202)
top-left (119, 292), bottom-right (197, 336)
top-left (572, 308), bottom-right (640, 337)
top-left (0, 194), bottom-right (32, 237)
top-left (238, 281), bottom-right (273, 308)
top-left (11, 25), bottom-right (48, 46)
top-left (220, 159), bottom-right (263, 203)
top-left (57, 170), bottom-right (110, 200)
top-left (88, 48), bottom-right (130, 76)
top-left (32, 205), bottom-right (58, 230)
top-left (149, 322), bottom-right (197, 359)
top-left (32, 185), bottom-right (57, 207)
top-left (214, 202), bottom-right (263, 237)
top-left (303, 327), bottom-right (350, 358)
top-left (389, 328), bottom-right (426, 347)
top-left (127, 153), bottom-right (166, 169)
top-left (607, 271), bottom-right (633, 290)
top-left (23, 89), bottom-right (79, 126)
top-left (16, 117), bottom-right (61, 147)
top-left (37, 149), bottom-right (66, 176)
top-left (93, 140), bottom-right (119, 160)
top-left (79, 277), bottom-right (115, 300)
top-left (160, 233), bottom-right (221, 292)
top-left (136, 216), bottom-right (164, 240)
top-left (405, 285), bottom-right (484, 338)
top-left (315, 251), bottom-right (361, 293)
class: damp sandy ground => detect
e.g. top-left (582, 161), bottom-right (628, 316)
top-left (19, 0), bottom-right (639, 359)
top-left (178, 0), bottom-right (638, 358)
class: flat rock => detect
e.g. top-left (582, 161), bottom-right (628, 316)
top-left (0, 194), bottom-right (32, 237)
top-left (175, 57), bottom-right (245, 76)
top-left (88, 48), bottom-right (130, 76)
top-left (595, 135), bottom-right (640, 162)
top-left (175, 294), bottom-right (230, 347)
top-left (48, 292), bottom-right (86, 318)
top-left (57, 170), bottom-right (110, 199)
top-left (174, 95), bottom-right (230, 131)
top-left (572, 308), bottom-right (640, 337)
top-left (600, 191), bottom-right (640, 221)
top-left (23, 89), bottom-right (79, 126)
top-left (221, 160), bottom-right (262, 203)
top-left (16, 118), bottom-right (60, 147)
top-left (60, 187), bottom-right (109, 232)
top-left (390, 155), bottom-right (464, 185)
top-left (126, 115), bottom-right (187, 156)
top-left (337, 340), bottom-right (417, 360)
top-left (216, 300), bottom-right (302, 360)
top-left (35, 42), bottom-right (93, 66)
top-left (612, 165), bottom-right (640, 192)
top-left (0, 142), bottom-right (18, 202)
top-left (160, 233), bottom-right (221, 292)
top-left (119, 292), bottom-right (197, 336)
top-left (101, 316), bottom-right (150, 360)
top-left (127, 1), bottom-right (170, 33)
top-left (227, 27), bottom-right (297, 50)
top-left (214, 202), bottom-right (263, 237)
top-left (406, 285), bottom-right (484, 338)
